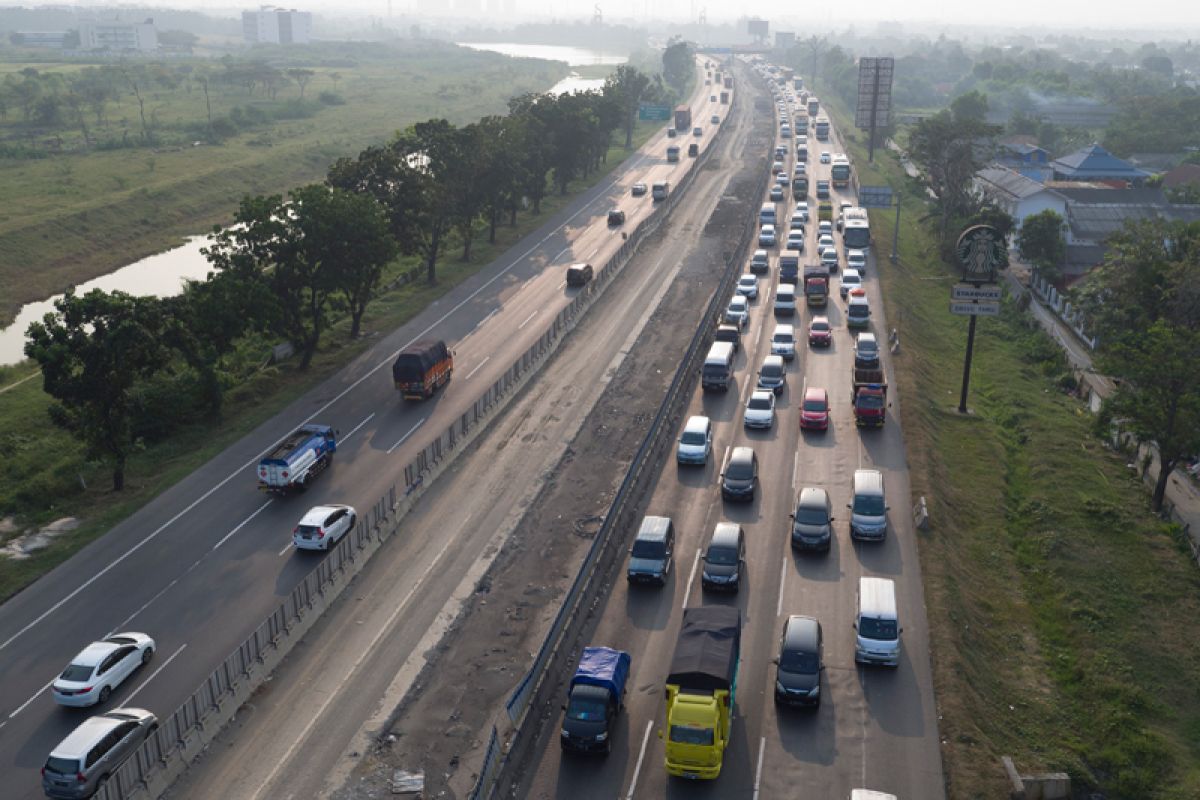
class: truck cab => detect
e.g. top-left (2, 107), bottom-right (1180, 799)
top-left (561, 647), bottom-right (630, 754)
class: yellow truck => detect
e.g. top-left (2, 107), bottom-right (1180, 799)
top-left (662, 606), bottom-right (741, 780)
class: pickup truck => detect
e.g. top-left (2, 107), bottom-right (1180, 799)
top-left (392, 340), bottom-right (453, 400)
top-left (257, 424), bottom-right (337, 494)
top-left (561, 646), bottom-right (630, 754)
top-left (804, 265), bottom-right (829, 307)
top-left (663, 606), bottom-right (740, 780)
top-left (851, 366), bottom-right (888, 427)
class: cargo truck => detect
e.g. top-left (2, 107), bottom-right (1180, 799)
top-left (851, 366), bottom-right (888, 427)
top-left (674, 105), bottom-right (692, 133)
top-left (719, 91), bottom-right (729, 104)
top-left (257, 424), bottom-right (337, 494)
top-left (560, 646), bottom-right (630, 755)
top-left (662, 606), bottom-right (740, 780)
top-left (667, 145), bottom-right (680, 163)
top-left (779, 254), bottom-right (800, 285)
top-left (804, 265), bottom-right (829, 307)
top-left (392, 339), bottom-right (453, 400)
top-left (815, 117), bottom-right (830, 140)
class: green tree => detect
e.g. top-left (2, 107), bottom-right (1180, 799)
top-left (1017, 209), bottom-right (1067, 280)
top-left (950, 89), bottom-right (989, 124)
top-left (327, 141), bottom-right (430, 259)
top-left (286, 68), bottom-right (316, 99)
top-left (662, 38), bottom-right (692, 93)
top-left (605, 64), bottom-right (651, 149)
top-left (24, 290), bottom-right (173, 490)
top-left (1075, 220), bottom-right (1200, 510)
top-left (908, 109), bottom-right (1001, 245)
top-left (324, 192), bottom-right (398, 338)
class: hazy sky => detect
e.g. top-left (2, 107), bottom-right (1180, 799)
top-left (70, 0), bottom-right (1200, 30)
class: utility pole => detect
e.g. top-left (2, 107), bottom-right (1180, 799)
top-left (890, 193), bottom-right (901, 264)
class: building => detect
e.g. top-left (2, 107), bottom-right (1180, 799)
top-left (1052, 186), bottom-right (1200, 274)
top-left (78, 19), bottom-right (157, 52)
top-left (1051, 143), bottom-right (1151, 186)
top-left (975, 166), bottom-right (1067, 236)
top-left (1162, 163), bottom-right (1200, 189)
top-left (995, 140), bottom-right (1052, 182)
top-left (242, 7), bottom-right (312, 45)
top-left (13, 31), bottom-right (68, 49)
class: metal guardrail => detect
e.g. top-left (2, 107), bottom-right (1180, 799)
top-left (95, 70), bottom-right (745, 800)
top-left (470, 67), bottom-right (774, 800)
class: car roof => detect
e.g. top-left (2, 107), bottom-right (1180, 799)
top-left (762, 354), bottom-right (784, 367)
top-left (843, 269), bottom-right (861, 280)
top-left (730, 445), bottom-right (754, 465)
top-left (683, 415), bottom-right (710, 433)
top-left (857, 332), bottom-right (877, 344)
top-left (69, 640), bottom-right (123, 668)
top-left (798, 486), bottom-right (829, 508)
top-left (774, 324), bottom-right (795, 335)
top-left (51, 714), bottom-right (127, 757)
top-left (635, 515), bottom-right (672, 542)
top-left (711, 521), bottom-right (742, 545)
top-left (750, 389), bottom-right (773, 401)
top-left (300, 505), bottom-right (343, 524)
top-left (811, 315), bottom-right (829, 325)
top-left (804, 386), bottom-right (827, 403)
top-left (783, 615), bottom-right (820, 652)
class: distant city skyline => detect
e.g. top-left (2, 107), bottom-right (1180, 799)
top-left (48, 0), bottom-right (1200, 31)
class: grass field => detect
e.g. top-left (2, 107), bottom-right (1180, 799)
top-left (820, 90), bottom-right (1200, 798)
top-left (0, 115), bottom-right (664, 601)
top-left (0, 41), bottom-right (568, 327)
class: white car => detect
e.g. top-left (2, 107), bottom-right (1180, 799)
top-left (769, 185), bottom-right (785, 202)
top-left (789, 212), bottom-right (806, 231)
top-left (293, 504), bottom-right (358, 551)
top-left (772, 160), bottom-right (785, 174)
top-left (793, 163), bottom-right (807, 176)
top-left (840, 269), bottom-right (862, 298)
top-left (821, 248), bottom-right (840, 270)
top-left (711, 114), bottom-right (720, 124)
top-left (743, 390), bottom-right (776, 429)
top-left (817, 233), bottom-right (835, 252)
top-left (820, 151), bottom-right (831, 164)
top-left (736, 273), bottom-right (759, 299)
top-left (785, 231), bottom-right (806, 251)
top-left (750, 249), bottom-right (770, 274)
top-left (847, 249), bottom-right (867, 273)
top-left (52, 633), bottom-right (156, 707)
top-left (794, 201), bottom-right (810, 222)
top-left (771, 324), bottom-right (797, 360)
top-left (818, 220), bottom-right (833, 236)
top-left (759, 224), bottom-right (777, 247)
top-left (724, 295), bottom-right (750, 329)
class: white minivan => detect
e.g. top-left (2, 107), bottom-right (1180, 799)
top-left (774, 283), bottom-right (797, 315)
top-left (854, 576), bottom-right (900, 667)
top-left (771, 324), bottom-right (797, 360)
top-left (759, 203), bottom-right (778, 226)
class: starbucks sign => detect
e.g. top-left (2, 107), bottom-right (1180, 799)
top-left (955, 225), bottom-right (1008, 283)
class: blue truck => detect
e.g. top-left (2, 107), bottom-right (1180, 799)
top-left (257, 424), bottom-right (337, 494)
top-left (560, 646), bottom-right (630, 755)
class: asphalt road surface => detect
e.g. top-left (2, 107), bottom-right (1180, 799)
top-left (0, 61), bottom-right (726, 800)
top-left (520, 68), bottom-right (946, 799)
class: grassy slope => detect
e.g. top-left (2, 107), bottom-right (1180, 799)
top-left (0, 117), bottom-right (664, 601)
top-left (819, 90), bottom-right (1200, 798)
top-left (0, 44), bottom-right (566, 326)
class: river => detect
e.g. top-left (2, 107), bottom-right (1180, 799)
top-left (0, 43), bottom-right (628, 366)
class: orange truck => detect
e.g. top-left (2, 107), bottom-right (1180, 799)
top-left (392, 340), bottom-right (453, 400)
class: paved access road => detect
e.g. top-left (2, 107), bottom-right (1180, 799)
top-left (521, 67), bottom-right (945, 799)
top-left (0, 61), bottom-right (726, 799)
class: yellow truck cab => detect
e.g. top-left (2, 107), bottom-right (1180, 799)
top-left (662, 606), bottom-right (740, 779)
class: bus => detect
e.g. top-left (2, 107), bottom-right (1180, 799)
top-left (807, 97), bottom-right (820, 118)
top-left (831, 154), bottom-right (851, 188)
top-left (842, 207), bottom-right (871, 251)
top-left (814, 116), bottom-right (830, 141)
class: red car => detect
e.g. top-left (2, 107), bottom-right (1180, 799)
top-left (800, 386), bottom-right (830, 431)
top-left (808, 315), bottom-right (832, 347)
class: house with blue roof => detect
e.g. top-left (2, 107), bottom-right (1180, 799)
top-left (996, 140), bottom-right (1052, 182)
top-left (1051, 143), bottom-right (1152, 186)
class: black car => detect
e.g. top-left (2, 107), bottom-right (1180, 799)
top-left (854, 332), bottom-right (881, 369)
top-left (626, 516), bottom-right (674, 586)
top-left (714, 324), bottom-right (741, 353)
top-left (631, 182), bottom-right (648, 197)
top-left (721, 446), bottom-right (758, 502)
top-left (701, 522), bottom-right (745, 592)
top-left (790, 487), bottom-right (834, 552)
top-left (774, 615), bottom-right (823, 707)
top-left (607, 209), bottom-right (626, 226)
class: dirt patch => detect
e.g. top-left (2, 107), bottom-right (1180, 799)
top-left (333, 105), bottom-right (771, 800)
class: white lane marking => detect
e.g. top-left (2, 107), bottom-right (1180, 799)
top-left (246, 524), bottom-right (464, 800)
top-left (111, 576), bottom-right (183, 633)
top-left (278, 542), bottom-right (293, 557)
top-left (553, 246), bottom-right (571, 263)
top-left (476, 308), bottom-right (499, 330)
top-left (762, 286), bottom-right (772, 306)
top-left (777, 557), bottom-right (788, 617)
top-left (463, 356), bottom-right (491, 381)
top-left (557, 280), bottom-right (567, 290)
top-left (0, 146), bottom-right (641, 654)
top-left (681, 551), bottom-right (701, 610)
top-left (518, 310), bottom-right (538, 330)
top-left (340, 412), bottom-right (375, 444)
top-left (9, 677), bottom-right (56, 720)
top-left (753, 736), bottom-right (767, 800)
top-left (625, 719), bottom-right (655, 800)
top-left (212, 500), bottom-right (274, 551)
top-left (719, 445), bottom-right (732, 476)
top-left (792, 450), bottom-right (801, 493)
top-left (123, 643), bottom-right (188, 705)
top-left (386, 418), bottom-right (428, 455)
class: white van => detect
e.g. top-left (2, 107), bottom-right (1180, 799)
top-left (759, 203), bottom-right (778, 226)
top-left (701, 341), bottom-right (735, 391)
top-left (855, 576), bottom-right (900, 667)
top-left (774, 283), bottom-right (797, 316)
top-left (652, 181), bottom-right (670, 201)
top-left (771, 324), bottom-right (796, 360)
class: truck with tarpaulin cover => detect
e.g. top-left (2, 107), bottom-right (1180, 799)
top-left (852, 366), bottom-right (888, 427)
top-left (804, 265), bottom-right (829, 307)
top-left (560, 646), bottom-right (630, 754)
top-left (674, 105), bottom-right (692, 133)
top-left (257, 424), bottom-right (337, 494)
top-left (662, 606), bottom-right (740, 779)
top-left (392, 340), bottom-right (453, 400)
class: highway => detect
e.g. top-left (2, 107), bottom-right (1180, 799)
top-left (520, 66), bottom-right (946, 799)
top-left (0, 60), bottom-right (728, 799)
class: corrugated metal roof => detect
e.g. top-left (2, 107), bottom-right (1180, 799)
top-left (1052, 143), bottom-right (1150, 179)
top-left (978, 166), bottom-right (1056, 201)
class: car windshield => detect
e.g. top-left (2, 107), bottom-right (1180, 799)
top-left (762, 364), bottom-right (782, 377)
top-left (748, 396), bottom-right (772, 411)
top-left (854, 495), bottom-right (886, 515)
top-left (811, 321), bottom-right (830, 332)
top-left (727, 459), bottom-right (754, 479)
top-left (706, 544), bottom-right (739, 565)
top-left (44, 756), bottom-right (78, 775)
top-left (803, 399), bottom-right (826, 412)
top-left (859, 617), bottom-right (898, 640)
top-left (773, 334), bottom-right (793, 344)
top-left (858, 394), bottom-right (885, 410)
top-left (669, 724), bottom-right (714, 745)
top-left (794, 506), bottom-right (828, 525)
top-left (739, 277), bottom-right (755, 285)
top-left (780, 648), bottom-right (820, 674)
top-left (632, 539), bottom-right (665, 559)
top-left (681, 431), bottom-right (707, 445)
top-left (844, 276), bottom-right (860, 285)
top-left (59, 663), bottom-right (93, 682)
top-left (567, 697), bottom-right (608, 721)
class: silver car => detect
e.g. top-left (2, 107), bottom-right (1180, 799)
top-left (744, 390), bottom-right (776, 429)
top-left (724, 295), bottom-right (750, 329)
top-left (43, 708), bottom-right (158, 799)
top-left (52, 633), bottom-right (155, 707)
top-left (736, 274), bottom-right (759, 299)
